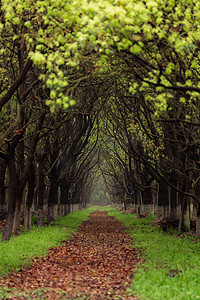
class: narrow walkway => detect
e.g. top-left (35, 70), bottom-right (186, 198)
top-left (1, 211), bottom-right (140, 299)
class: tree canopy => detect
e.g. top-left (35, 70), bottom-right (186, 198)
top-left (0, 0), bottom-right (200, 240)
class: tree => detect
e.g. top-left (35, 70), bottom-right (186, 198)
top-left (1, 0), bottom-right (200, 238)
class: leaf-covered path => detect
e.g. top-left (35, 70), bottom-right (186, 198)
top-left (0, 211), bottom-right (140, 299)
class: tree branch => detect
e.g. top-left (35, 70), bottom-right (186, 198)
top-left (0, 59), bottom-right (32, 112)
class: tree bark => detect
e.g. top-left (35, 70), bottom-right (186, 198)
top-left (37, 156), bottom-right (45, 227)
top-left (0, 59), bottom-right (32, 112)
top-left (2, 155), bottom-right (18, 241)
top-left (0, 160), bottom-right (6, 213)
top-left (196, 204), bottom-right (200, 239)
top-left (169, 186), bottom-right (178, 219)
top-left (183, 198), bottom-right (190, 231)
top-left (12, 196), bottom-right (21, 235)
top-left (158, 181), bottom-right (169, 218)
top-left (141, 186), bottom-right (153, 213)
top-left (24, 163), bottom-right (35, 230)
top-left (178, 195), bottom-right (190, 232)
top-left (48, 180), bottom-right (59, 222)
top-left (60, 182), bottom-right (70, 216)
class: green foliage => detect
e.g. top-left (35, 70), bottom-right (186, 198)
top-left (90, 188), bottom-right (105, 204)
top-left (1, 0), bottom-right (200, 112)
top-left (89, 174), bottom-right (112, 206)
top-left (108, 208), bottom-right (200, 300)
top-left (31, 214), bottom-right (38, 226)
top-left (31, 214), bottom-right (48, 226)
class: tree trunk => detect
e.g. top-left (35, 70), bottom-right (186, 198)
top-left (12, 115), bottom-right (45, 234)
top-left (179, 196), bottom-right (190, 232)
top-left (24, 163), bottom-right (35, 230)
top-left (0, 160), bottom-right (6, 216)
top-left (124, 195), bottom-right (127, 211)
top-left (158, 181), bottom-right (169, 218)
top-left (67, 200), bottom-right (71, 214)
top-left (60, 182), bottom-right (70, 216)
top-left (183, 198), bottom-right (190, 231)
top-left (24, 206), bottom-right (32, 230)
top-left (138, 191), bottom-right (143, 214)
top-left (48, 181), bottom-right (59, 222)
top-left (196, 204), bottom-right (200, 239)
top-left (2, 155), bottom-right (18, 241)
top-left (141, 187), bottom-right (153, 213)
top-left (169, 186), bottom-right (178, 219)
top-left (48, 204), bottom-right (58, 222)
top-left (37, 156), bottom-right (45, 227)
top-left (12, 196), bottom-right (21, 235)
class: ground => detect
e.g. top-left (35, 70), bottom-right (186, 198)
top-left (0, 211), bottom-right (140, 299)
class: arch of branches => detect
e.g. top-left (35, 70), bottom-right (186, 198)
top-left (0, 0), bottom-right (200, 240)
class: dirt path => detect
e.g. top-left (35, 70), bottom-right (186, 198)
top-left (0, 211), bottom-right (140, 299)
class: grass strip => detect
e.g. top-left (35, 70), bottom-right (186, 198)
top-left (0, 206), bottom-right (97, 278)
top-left (106, 206), bottom-right (200, 300)
top-left (3, 205), bottom-right (200, 299)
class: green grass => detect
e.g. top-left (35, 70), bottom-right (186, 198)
top-left (107, 207), bottom-right (200, 300)
top-left (0, 207), bottom-right (96, 278)
top-left (2, 205), bottom-right (200, 299)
